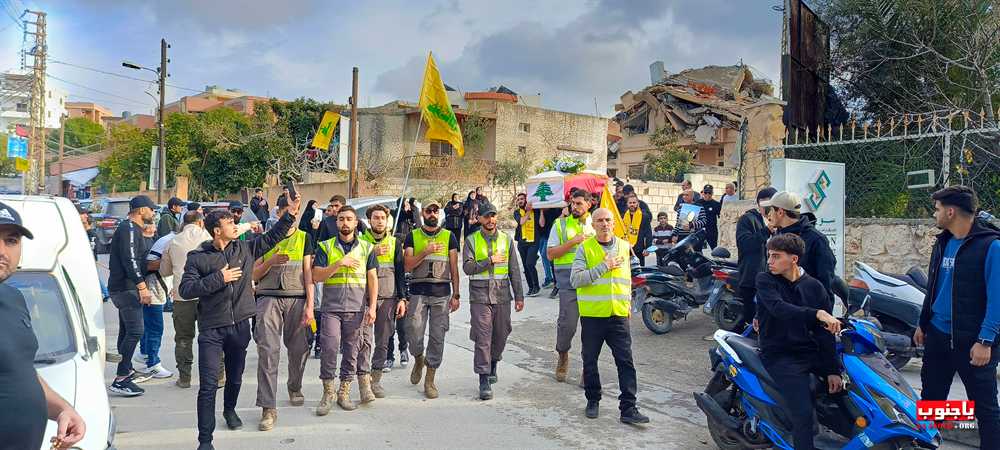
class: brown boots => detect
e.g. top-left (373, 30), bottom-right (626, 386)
top-left (358, 374), bottom-right (376, 404)
top-left (288, 389), bottom-right (305, 406)
top-left (555, 352), bottom-right (569, 382)
top-left (410, 354), bottom-right (426, 384)
top-left (316, 379), bottom-right (336, 416)
top-left (258, 408), bottom-right (277, 431)
top-left (337, 380), bottom-right (357, 411)
top-left (424, 367), bottom-right (439, 399)
top-left (371, 371), bottom-right (386, 398)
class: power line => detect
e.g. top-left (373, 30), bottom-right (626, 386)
top-left (47, 57), bottom-right (203, 93)
top-left (46, 73), bottom-right (150, 107)
top-left (67, 93), bottom-right (154, 110)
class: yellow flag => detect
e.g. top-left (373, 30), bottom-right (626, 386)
top-left (600, 183), bottom-right (626, 240)
top-left (14, 157), bottom-right (28, 173)
top-left (310, 111), bottom-right (340, 150)
top-left (419, 52), bottom-right (464, 157)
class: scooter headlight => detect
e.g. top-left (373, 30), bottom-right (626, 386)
top-left (869, 388), bottom-right (917, 430)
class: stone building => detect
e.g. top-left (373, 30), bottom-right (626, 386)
top-left (354, 86), bottom-right (609, 189)
top-left (608, 63), bottom-right (785, 184)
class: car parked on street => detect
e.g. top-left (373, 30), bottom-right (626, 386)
top-left (348, 195), bottom-right (407, 230)
top-left (90, 197), bottom-right (132, 253)
top-left (0, 195), bottom-right (115, 450)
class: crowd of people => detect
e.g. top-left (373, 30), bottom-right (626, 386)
top-left (1, 179), bottom-right (997, 449)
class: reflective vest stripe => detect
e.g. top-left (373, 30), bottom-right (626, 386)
top-left (553, 216), bottom-right (586, 268)
top-left (319, 239), bottom-right (372, 286)
top-left (263, 230), bottom-right (307, 262)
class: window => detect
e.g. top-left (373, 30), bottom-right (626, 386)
top-left (6, 272), bottom-right (76, 361)
top-left (717, 148), bottom-right (725, 158)
top-left (518, 122), bottom-right (530, 133)
top-left (430, 141), bottom-right (454, 157)
top-left (16, 102), bottom-right (27, 112)
top-left (627, 164), bottom-right (646, 179)
top-left (517, 146), bottom-right (527, 155)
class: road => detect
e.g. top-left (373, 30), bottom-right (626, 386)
top-left (98, 254), bottom-right (978, 449)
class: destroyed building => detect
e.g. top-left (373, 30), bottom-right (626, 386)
top-left (608, 62), bottom-right (785, 181)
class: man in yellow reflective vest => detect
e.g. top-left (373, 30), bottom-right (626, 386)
top-left (357, 204), bottom-right (408, 400)
top-left (546, 190), bottom-right (594, 383)
top-left (570, 208), bottom-right (649, 425)
top-left (462, 202), bottom-right (525, 400)
top-left (403, 200), bottom-right (461, 399)
top-left (310, 206), bottom-right (378, 415)
top-left (251, 195), bottom-right (316, 431)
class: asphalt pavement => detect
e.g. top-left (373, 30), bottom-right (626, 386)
top-left (98, 253), bottom-right (978, 450)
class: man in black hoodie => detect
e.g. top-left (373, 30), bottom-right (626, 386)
top-left (762, 191), bottom-right (838, 306)
top-left (734, 187), bottom-right (776, 328)
top-left (179, 194), bottom-right (300, 450)
top-left (916, 186), bottom-right (1000, 449)
top-left (755, 233), bottom-right (842, 450)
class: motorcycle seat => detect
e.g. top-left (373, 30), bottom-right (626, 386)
top-left (723, 335), bottom-right (777, 387)
top-left (883, 272), bottom-right (927, 293)
top-left (906, 267), bottom-right (928, 290)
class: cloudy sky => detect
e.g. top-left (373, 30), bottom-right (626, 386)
top-left (0, 0), bottom-right (783, 117)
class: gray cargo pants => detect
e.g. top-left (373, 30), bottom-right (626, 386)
top-left (357, 298), bottom-right (399, 373)
top-left (254, 296), bottom-right (310, 409)
top-left (319, 311), bottom-right (364, 381)
top-left (469, 302), bottom-right (512, 374)
top-left (406, 295), bottom-right (451, 369)
top-left (555, 268), bottom-right (579, 353)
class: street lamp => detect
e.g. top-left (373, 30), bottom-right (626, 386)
top-left (121, 40), bottom-right (168, 203)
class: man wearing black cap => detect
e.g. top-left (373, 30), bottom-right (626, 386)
top-left (697, 185), bottom-right (722, 249)
top-left (762, 191), bottom-right (837, 303)
top-left (462, 202), bottom-right (525, 400)
top-left (0, 202), bottom-right (88, 449)
top-left (108, 195), bottom-right (159, 397)
top-left (735, 187), bottom-right (776, 328)
top-left (157, 197), bottom-right (184, 239)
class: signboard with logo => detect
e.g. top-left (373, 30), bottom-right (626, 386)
top-left (6, 135), bottom-right (28, 159)
top-left (770, 158), bottom-right (846, 277)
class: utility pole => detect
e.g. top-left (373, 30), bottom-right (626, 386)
top-left (157, 38), bottom-right (168, 204)
top-left (349, 67), bottom-right (360, 198)
top-left (24, 10), bottom-right (46, 194)
top-left (58, 115), bottom-right (64, 196)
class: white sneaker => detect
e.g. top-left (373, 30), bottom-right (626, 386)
top-left (146, 363), bottom-right (174, 379)
top-left (132, 352), bottom-right (147, 368)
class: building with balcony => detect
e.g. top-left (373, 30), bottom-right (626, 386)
top-left (0, 72), bottom-right (67, 131)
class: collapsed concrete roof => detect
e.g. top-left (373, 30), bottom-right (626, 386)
top-left (614, 64), bottom-right (777, 144)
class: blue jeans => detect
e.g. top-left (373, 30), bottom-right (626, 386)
top-left (537, 234), bottom-right (554, 283)
top-left (139, 304), bottom-right (165, 366)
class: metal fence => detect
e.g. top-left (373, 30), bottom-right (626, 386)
top-left (740, 111), bottom-right (1000, 218)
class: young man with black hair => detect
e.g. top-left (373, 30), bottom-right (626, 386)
top-left (755, 233), bottom-right (843, 450)
top-left (622, 194), bottom-right (652, 267)
top-left (157, 197), bottom-right (184, 239)
top-left (358, 204), bottom-right (408, 399)
top-left (735, 187), bottom-right (777, 328)
top-left (311, 205), bottom-right (378, 414)
top-left (514, 193), bottom-right (541, 296)
top-left (547, 190), bottom-right (594, 383)
top-left (916, 185), bottom-right (1000, 448)
top-left (250, 188), bottom-right (269, 223)
top-left (762, 191), bottom-right (837, 305)
top-left (697, 184), bottom-right (722, 249)
top-left (179, 195), bottom-right (301, 450)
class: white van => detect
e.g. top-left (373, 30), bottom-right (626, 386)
top-left (1, 195), bottom-right (115, 450)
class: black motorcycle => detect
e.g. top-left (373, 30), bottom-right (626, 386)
top-left (631, 259), bottom-right (699, 334)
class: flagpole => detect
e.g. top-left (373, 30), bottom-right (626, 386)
top-left (393, 111), bottom-right (424, 235)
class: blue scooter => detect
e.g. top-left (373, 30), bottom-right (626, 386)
top-left (694, 283), bottom-right (941, 449)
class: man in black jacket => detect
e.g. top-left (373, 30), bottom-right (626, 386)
top-left (762, 191), bottom-right (837, 306)
top-left (250, 188), bottom-right (269, 223)
top-left (107, 195), bottom-right (158, 397)
top-left (755, 234), bottom-right (842, 450)
top-left (915, 186), bottom-right (1000, 449)
top-left (180, 194), bottom-right (301, 450)
top-left (735, 187), bottom-right (776, 328)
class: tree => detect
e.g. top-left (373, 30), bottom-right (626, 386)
top-left (815, 0), bottom-right (1000, 121)
top-left (534, 181), bottom-right (554, 201)
top-left (95, 124), bottom-right (155, 192)
top-left (642, 127), bottom-right (693, 182)
top-left (49, 117), bottom-right (105, 151)
top-left (460, 114), bottom-right (491, 159)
